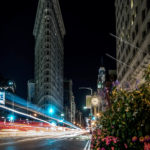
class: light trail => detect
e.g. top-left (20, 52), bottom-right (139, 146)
top-left (5, 92), bottom-right (79, 129)
top-left (0, 105), bottom-right (80, 129)
top-left (0, 130), bottom-right (86, 146)
top-left (0, 105), bottom-right (52, 125)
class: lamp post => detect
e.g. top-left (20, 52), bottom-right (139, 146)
top-left (79, 87), bottom-right (93, 129)
top-left (79, 87), bottom-right (93, 95)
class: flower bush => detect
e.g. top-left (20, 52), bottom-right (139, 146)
top-left (91, 65), bottom-right (150, 149)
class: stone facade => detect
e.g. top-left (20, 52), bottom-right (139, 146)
top-left (115, 0), bottom-right (150, 88)
top-left (33, 0), bottom-right (65, 115)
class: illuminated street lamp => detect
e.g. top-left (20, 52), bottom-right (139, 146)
top-left (60, 113), bottom-right (64, 117)
top-left (49, 108), bottom-right (54, 114)
top-left (83, 106), bottom-right (87, 110)
top-left (8, 114), bottom-right (15, 123)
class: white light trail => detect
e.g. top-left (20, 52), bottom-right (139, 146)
top-left (0, 105), bottom-right (51, 125)
top-left (0, 130), bottom-right (86, 146)
top-left (0, 105), bottom-right (80, 129)
top-left (6, 100), bottom-right (79, 129)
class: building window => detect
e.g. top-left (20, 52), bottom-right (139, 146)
top-left (142, 10), bottom-right (146, 22)
top-left (147, 22), bottom-right (150, 32)
top-left (44, 78), bottom-right (49, 82)
top-left (132, 32), bottom-right (135, 41)
top-left (133, 49), bottom-right (136, 56)
top-left (46, 51), bottom-right (50, 55)
top-left (142, 30), bottom-right (146, 39)
top-left (135, 6), bottom-right (138, 14)
top-left (131, 0), bottom-right (133, 9)
top-left (135, 24), bottom-right (138, 34)
top-left (45, 70), bottom-right (49, 75)
top-left (47, 2), bottom-right (50, 8)
top-left (45, 63), bottom-right (49, 68)
top-left (46, 38), bottom-right (50, 42)
top-left (147, 0), bottom-right (150, 11)
top-left (143, 51), bottom-right (146, 58)
top-left (46, 30), bottom-right (50, 35)
top-left (136, 42), bottom-right (139, 48)
top-left (45, 44), bottom-right (50, 48)
top-left (147, 45), bottom-right (150, 53)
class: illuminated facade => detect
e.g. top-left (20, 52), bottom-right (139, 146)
top-left (97, 67), bottom-right (105, 112)
top-left (115, 0), bottom-right (150, 88)
top-left (33, 0), bottom-right (65, 115)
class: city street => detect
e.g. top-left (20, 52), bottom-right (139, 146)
top-left (0, 133), bottom-right (91, 150)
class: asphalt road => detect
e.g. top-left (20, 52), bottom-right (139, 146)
top-left (0, 134), bottom-right (91, 150)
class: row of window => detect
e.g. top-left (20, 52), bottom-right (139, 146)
top-left (118, 44), bottom-right (150, 81)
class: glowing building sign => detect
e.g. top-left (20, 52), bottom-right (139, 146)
top-left (0, 91), bottom-right (5, 104)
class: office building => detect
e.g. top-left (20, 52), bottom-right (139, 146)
top-left (33, 0), bottom-right (65, 115)
top-left (115, 0), bottom-right (150, 88)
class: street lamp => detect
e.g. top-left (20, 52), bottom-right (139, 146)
top-left (60, 113), bottom-right (64, 117)
top-left (83, 106), bottom-right (87, 110)
top-left (79, 87), bottom-right (93, 114)
top-left (49, 108), bottom-right (54, 114)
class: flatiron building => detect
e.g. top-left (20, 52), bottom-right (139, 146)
top-left (33, 0), bottom-right (65, 115)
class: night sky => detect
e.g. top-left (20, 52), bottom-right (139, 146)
top-left (0, 0), bottom-right (116, 109)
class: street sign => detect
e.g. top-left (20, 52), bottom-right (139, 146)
top-left (0, 91), bottom-right (5, 105)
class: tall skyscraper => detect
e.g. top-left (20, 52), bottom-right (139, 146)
top-left (33, 0), bottom-right (65, 115)
top-left (115, 0), bottom-right (150, 88)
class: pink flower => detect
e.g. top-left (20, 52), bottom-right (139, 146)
top-left (144, 142), bottom-right (150, 150)
top-left (124, 143), bottom-right (128, 149)
top-left (101, 138), bottom-right (105, 142)
top-left (111, 147), bottom-right (115, 150)
top-left (132, 136), bottom-right (138, 142)
top-left (106, 140), bottom-right (110, 145)
top-left (101, 148), bottom-right (105, 150)
top-left (97, 148), bottom-right (100, 150)
top-left (113, 139), bottom-right (117, 143)
top-left (97, 129), bottom-right (101, 135)
top-left (145, 135), bottom-right (150, 142)
top-left (91, 144), bottom-right (94, 149)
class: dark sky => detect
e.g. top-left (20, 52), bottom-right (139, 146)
top-left (0, 0), bottom-right (116, 109)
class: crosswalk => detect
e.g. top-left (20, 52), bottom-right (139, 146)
top-left (67, 135), bottom-right (90, 141)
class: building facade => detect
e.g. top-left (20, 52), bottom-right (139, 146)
top-left (33, 0), bottom-right (65, 115)
top-left (97, 67), bottom-right (105, 112)
top-left (27, 80), bottom-right (35, 103)
top-left (64, 79), bottom-right (76, 123)
top-left (115, 0), bottom-right (150, 88)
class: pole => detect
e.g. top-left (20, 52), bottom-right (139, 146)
top-left (79, 87), bottom-right (93, 116)
top-left (12, 98), bottom-right (14, 124)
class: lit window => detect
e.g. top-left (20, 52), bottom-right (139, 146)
top-left (131, 0), bottom-right (133, 9)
